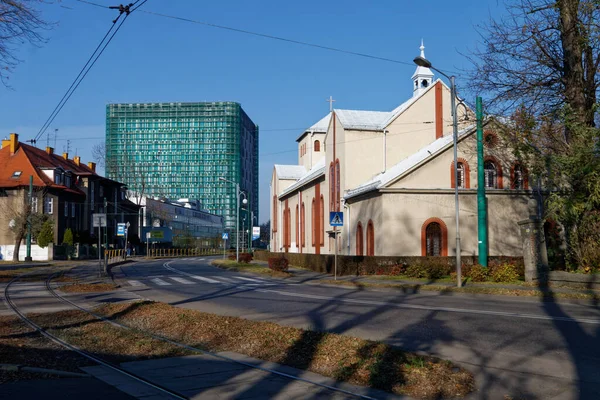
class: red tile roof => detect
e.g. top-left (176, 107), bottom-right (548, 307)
top-left (0, 142), bottom-right (98, 197)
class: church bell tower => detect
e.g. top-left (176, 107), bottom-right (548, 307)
top-left (412, 40), bottom-right (434, 97)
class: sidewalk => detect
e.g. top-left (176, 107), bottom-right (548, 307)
top-left (250, 260), bottom-right (600, 300)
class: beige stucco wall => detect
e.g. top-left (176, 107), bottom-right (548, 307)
top-left (346, 191), bottom-right (535, 257)
top-left (298, 132), bottom-right (326, 171)
top-left (0, 189), bottom-right (26, 245)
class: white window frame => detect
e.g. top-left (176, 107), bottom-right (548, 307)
top-left (44, 197), bottom-right (53, 215)
top-left (64, 201), bottom-right (68, 217)
top-left (31, 197), bottom-right (38, 213)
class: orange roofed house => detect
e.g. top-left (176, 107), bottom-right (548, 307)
top-left (0, 133), bottom-right (139, 261)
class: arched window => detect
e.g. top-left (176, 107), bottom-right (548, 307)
top-left (272, 195), bottom-right (277, 233)
top-left (451, 159), bottom-right (470, 189)
top-left (301, 203), bottom-right (305, 247)
top-left (311, 199), bottom-right (315, 246)
top-left (356, 222), bottom-right (363, 256)
top-left (335, 159), bottom-right (341, 211)
top-left (484, 160), bottom-right (501, 189)
top-left (320, 195), bottom-right (324, 246)
top-left (366, 220), bottom-right (374, 256)
top-left (295, 205), bottom-right (299, 248)
top-left (421, 218), bottom-right (448, 256)
top-left (314, 140), bottom-right (320, 152)
top-left (329, 162), bottom-right (335, 211)
top-left (511, 163), bottom-right (528, 190)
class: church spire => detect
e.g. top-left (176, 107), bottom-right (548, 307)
top-left (412, 39), bottom-right (434, 97)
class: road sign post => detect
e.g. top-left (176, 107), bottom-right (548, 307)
top-left (222, 232), bottom-right (229, 259)
top-left (93, 213), bottom-right (107, 274)
top-left (329, 212), bottom-right (344, 281)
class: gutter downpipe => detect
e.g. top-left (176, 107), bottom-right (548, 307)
top-left (344, 200), bottom-right (350, 255)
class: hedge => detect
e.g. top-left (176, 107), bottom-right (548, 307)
top-left (253, 251), bottom-right (524, 277)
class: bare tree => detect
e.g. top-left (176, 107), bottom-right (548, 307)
top-left (0, 0), bottom-right (52, 86)
top-left (93, 141), bottom-right (150, 206)
top-left (468, 0), bottom-right (599, 130)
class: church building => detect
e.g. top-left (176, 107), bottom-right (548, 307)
top-left (270, 43), bottom-right (536, 258)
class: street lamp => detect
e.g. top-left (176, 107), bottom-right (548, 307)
top-left (219, 177), bottom-right (247, 262)
top-left (414, 55), bottom-right (468, 288)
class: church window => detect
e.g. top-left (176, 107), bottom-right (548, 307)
top-left (296, 205), bottom-right (299, 248)
top-left (484, 131), bottom-right (498, 148)
top-left (272, 196), bottom-right (277, 233)
top-left (366, 220), bottom-right (374, 256)
top-left (421, 79), bottom-right (429, 88)
top-left (329, 162), bottom-right (335, 211)
top-left (511, 163), bottom-right (528, 190)
top-left (335, 159), bottom-right (340, 211)
top-left (484, 161), bottom-right (499, 189)
top-left (311, 199), bottom-right (315, 246)
top-left (301, 203), bottom-right (305, 247)
top-left (356, 222), bottom-right (363, 256)
top-left (421, 218), bottom-right (448, 256)
top-left (451, 159), bottom-right (470, 189)
top-left (314, 140), bottom-right (320, 152)
top-left (320, 195), bottom-right (324, 246)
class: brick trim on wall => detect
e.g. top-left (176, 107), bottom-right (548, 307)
top-left (435, 81), bottom-right (443, 139)
top-left (450, 158), bottom-right (471, 189)
top-left (421, 217), bottom-right (448, 257)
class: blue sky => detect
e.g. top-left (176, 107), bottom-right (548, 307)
top-left (0, 0), bottom-right (505, 223)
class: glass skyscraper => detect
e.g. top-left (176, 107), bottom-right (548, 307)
top-left (105, 102), bottom-right (258, 242)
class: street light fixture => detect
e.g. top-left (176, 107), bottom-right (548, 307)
top-left (414, 55), bottom-right (467, 288)
top-left (219, 177), bottom-right (247, 262)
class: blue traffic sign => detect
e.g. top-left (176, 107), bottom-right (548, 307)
top-left (222, 232), bottom-right (229, 240)
top-left (117, 223), bottom-right (127, 237)
top-left (330, 212), bottom-right (343, 226)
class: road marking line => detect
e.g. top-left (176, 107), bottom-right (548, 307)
top-left (151, 278), bottom-right (171, 286)
top-left (255, 288), bottom-right (600, 325)
top-left (234, 276), bottom-right (264, 283)
top-left (127, 280), bottom-right (144, 287)
top-left (170, 277), bottom-right (194, 285)
top-left (216, 277), bottom-right (236, 283)
top-left (191, 276), bottom-right (220, 284)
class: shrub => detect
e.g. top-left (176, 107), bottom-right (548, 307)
top-left (238, 253), bottom-right (253, 263)
top-left (268, 256), bottom-right (289, 272)
top-left (489, 263), bottom-right (520, 282)
top-left (468, 264), bottom-right (488, 282)
top-left (405, 260), bottom-right (451, 279)
top-left (37, 220), bottom-right (54, 248)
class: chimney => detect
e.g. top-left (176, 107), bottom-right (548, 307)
top-left (74, 156), bottom-right (80, 166)
top-left (87, 162), bottom-right (96, 172)
top-left (3, 133), bottom-right (19, 155)
top-left (46, 147), bottom-right (54, 155)
top-left (62, 152), bottom-right (68, 160)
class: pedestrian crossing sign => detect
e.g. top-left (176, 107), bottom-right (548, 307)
top-left (330, 212), bottom-right (343, 226)
top-left (222, 232), bottom-right (229, 240)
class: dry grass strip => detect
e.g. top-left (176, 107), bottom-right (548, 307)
top-left (316, 279), bottom-right (598, 300)
top-left (91, 301), bottom-right (474, 399)
top-left (59, 283), bottom-right (117, 293)
top-left (212, 259), bottom-right (292, 278)
top-left (0, 315), bottom-right (92, 383)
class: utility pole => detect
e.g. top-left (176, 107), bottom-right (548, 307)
top-left (25, 176), bottom-right (33, 262)
top-left (476, 97), bottom-right (488, 266)
top-left (103, 197), bottom-right (108, 272)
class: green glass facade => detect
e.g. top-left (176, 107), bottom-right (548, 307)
top-left (105, 102), bottom-right (258, 242)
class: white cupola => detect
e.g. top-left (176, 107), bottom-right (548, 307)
top-left (411, 40), bottom-right (434, 97)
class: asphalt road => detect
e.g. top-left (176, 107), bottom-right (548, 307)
top-left (115, 257), bottom-right (600, 400)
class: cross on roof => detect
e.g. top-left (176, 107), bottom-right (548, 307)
top-left (326, 96), bottom-right (336, 112)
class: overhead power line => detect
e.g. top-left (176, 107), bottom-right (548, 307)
top-left (33, 2), bottom-right (149, 144)
top-left (75, 0), bottom-right (462, 76)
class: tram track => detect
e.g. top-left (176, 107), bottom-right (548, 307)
top-left (4, 265), bottom-right (376, 400)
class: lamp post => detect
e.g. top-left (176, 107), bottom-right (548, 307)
top-left (219, 177), bottom-right (247, 262)
top-left (414, 55), bottom-right (467, 287)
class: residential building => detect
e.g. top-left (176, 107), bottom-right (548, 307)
top-left (270, 44), bottom-right (537, 257)
top-left (105, 101), bottom-right (258, 245)
top-left (0, 133), bottom-right (139, 260)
